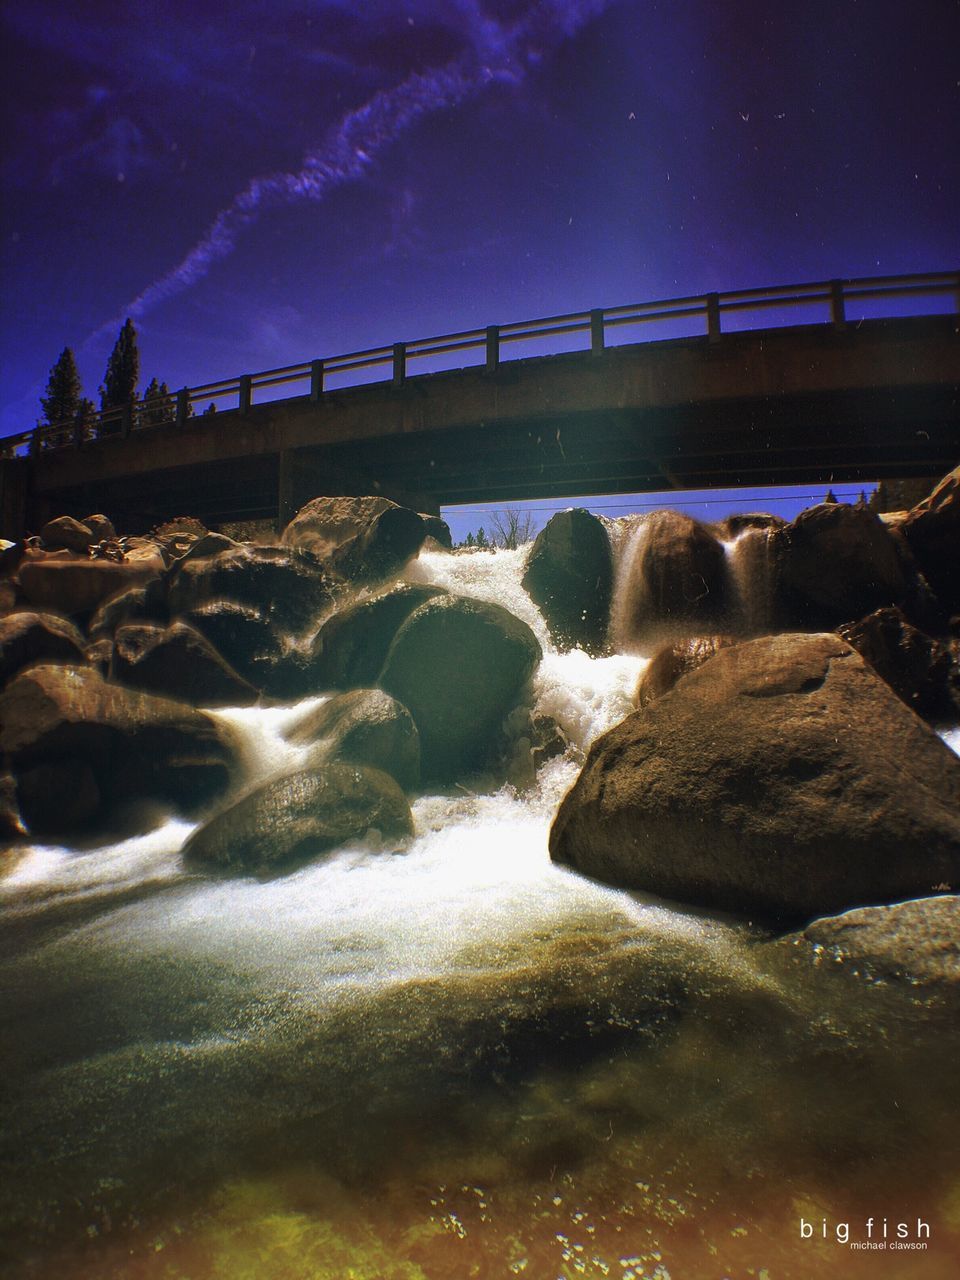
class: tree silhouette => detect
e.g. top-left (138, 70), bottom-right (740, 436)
top-left (40, 347), bottom-right (82, 429)
top-left (489, 506), bottom-right (537, 549)
top-left (142, 377), bottom-right (174, 427)
top-left (100, 318), bottom-right (140, 413)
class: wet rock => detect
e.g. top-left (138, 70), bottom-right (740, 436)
top-left (39, 515), bottom-right (98, 553)
top-left (531, 714), bottom-right (569, 771)
top-left (550, 633), bottom-right (960, 924)
top-left (167, 544), bottom-right (335, 635)
top-left (111, 621), bottom-right (259, 707)
top-left (420, 514), bottom-right (453, 549)
top-left (776, 896), bottom-right (960, 992)
top-left (82, 514), bottom-right (117, 543)
top-left (88, 582), bottom-right (168, 638)
top-left (635, 636), bottom-right (732, 708)
top-left (182, 763), bottom-right (413, 875)
top-left (617, 511), bottom-right (728, 646)
top-left (281, 495), bottom-right (427, 582)
top-left (0, 610), bottom-right (88, 685)
top-left (309, 583), bottom-right (447, 689)
top-left (521, 508), bottom-right (613, 654)
top-left (380, 595), bottom-right (542, 783)
top-left (0, 664), bottom-right (237, 836)
top-left (0, 771), bottom-right (26, 841)
top-left (715, 513), bottom-right (786, 537)
top-left (776, 502), bottom-right (907, 628)
top-left (180, 600), bottom-right (289, 695)
top-left (18, 556), bottom-right (164, 617)
top-left (900, 464), bottom-right (960, 612)
top-left (839, 606), bottom-right (955, 720)
top-left (286, 688), bottom-right (420, 790)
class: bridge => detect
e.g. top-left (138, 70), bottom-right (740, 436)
top-left (1, 271), bottom-right (958, 538)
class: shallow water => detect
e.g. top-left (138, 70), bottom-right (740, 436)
top-left (2, 547), bottom-right (959, 1278)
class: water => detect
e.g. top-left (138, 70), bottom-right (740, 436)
top-left (2, 546), bottom-right (959, 1278)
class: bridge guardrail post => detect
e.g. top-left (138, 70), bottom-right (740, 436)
top-left (121, 403), bottom-right (133, 438)
top-left (310, 360), bottom-right (325, 401)
top-left (393, 343), bottom-right (406, 387)
top-left (590, 310), bottom-right (605, 356)
top-left (239, 375), bottom-right (252, 415)
top-left (706, 293), bottom-right (721, 344)
top-left (176, 388), bottom-right (190, 426)
top-left (830, 279), bottom-right (847, 331)
top-left (486, 326), bottom-right (500, 373)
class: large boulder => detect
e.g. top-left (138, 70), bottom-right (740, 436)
top-left (40, 515), bottom-right (101, 553)
top-left (839, 606), bottom-right (955, 720)
top-left (616, 511), bottom-right (728, 647)
top-left (182, 763), bottom-right (413, 875)
top-left (521, 508), bottom-right (613, 654)
top-left (280, 495), bottom-right (427, 581)
top-left (285, 688), bottom-right (420, 790)
top-left (635, 635), bottom-right (731, 708)
top-left (18, 555), bottom-right (163, 617)
top-left (111, 621), bottom-right (259, 707)
top-left (380, 595), bottom-right (542, 782)
top-left (550, 633), bottom-right (960, 924)
top-left (900, 465), bottom-right (960, 611)
top-left (775, 896), bottom-right (960, 993)
top-left (309, 583), bottom-right (447, 689)
top-left (0, 610), bottom-right (87, 685)
top-left (0, 664), bottom-right (237, 836)
top-left (775, 502), bottom-right (907, 628)
top-left (167, 544), bottom-right (335, 635)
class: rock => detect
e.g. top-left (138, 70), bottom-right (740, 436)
top-left (0, 771), bottom-right (26, 841)
top-left (16, 760), bottom-right (101, 833)
top-left (182, 763), bottom-right (413, 875)
top-left (167, 544), bottom-right (335, 635)
top-left (380, 595), bottom-right (542, 782)
top-left (550, 633), bottom-right (960, 924)
top-left (839, 606), bottom-right (954, 719)
top-left (0, 664), bottom-right (237, 836)
top-left (776, 896), bottom-right (960, 991)
top-left (88, 582), bottom-right (168, 638)
top-left (1, 611), bottom-right (88, 685)
top-left (617, 511), bottom-right (728, 646)
top-left (776, 502), bottom-right (907, 628)
top-left (716, 513), bottom-right (786, 537)
top-left (286, 688), bottom-right (420, 790)
top-left (111, 621), bottom-right (259, 707)
top-left (181, 600), bottom-right (286, 693)
top-left (635, 636), bottom-right (732, 708)
top-left (18, 556), bottom-right (163, 617)
top-left (521, 508), bottom-right (613, 654)
top-left (82, 514), bottom-right (117, 543)
top-left (900, 465), bottom-right (960, 611)
top-left (281, 495), bottom-right (427, 581)
top-left (40, 515), bottom-right (97, 553)
top-left (419, 514), bottom-right (453, 549)
top-left (309, 583), bottom-right (447, 689)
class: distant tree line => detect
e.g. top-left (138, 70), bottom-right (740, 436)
top-left (456, 507), bottom-right (538, 550)
top-left (36, 319), bottom-right (216, 448)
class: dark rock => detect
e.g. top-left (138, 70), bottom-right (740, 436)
top-left (1, 610), bottom-right (87, 685)
top-left (531, 715), bottom-right (569, 770)
top-left (180, 600), bottom-right (289, 695)
top-left (88, 582), bottom-right (168, 638)
top-left (419, 514), bottom-right (453, 549)
top-left (309, 583), bottom-right (447, 689)
top-left (616, 511), bottom-right (728, 647)
top-left (16, 760), bottom-right (101, 834)
top-left (775, 896), bottom-right (960, 992)
top-left (521, 508), bottom-right (613, 654)
top-left (0, 664), bottom-right (237, 836)
top-left (40, 515), bottom-right (97, 553)
top-left (900, 464), bottom-right (960, 612)
top-left (380, 595), bottom-right (542, 782)
top-left (111, 621), bottom-right (259, 707)
top-left (286, 688), bottom-right (420, 790)
top-left (182, 763), bottom-right (413, 875)
top-left (839, 606), bottom-right (955, 720)
top-left (635, 636), bottom-right (732, 708)
top-left (82, 514), bottom-right (117, 543)
top-left (281, 495), bottom-right (427, 581)
top-left (0, 771), bottom-right (26, 841)
top-left (716, 513), bottom-right (787, 537)
top-left (18, 556), bottom-right (164, 617)
top-left (550, 633), bottom-right (960, 924)
top-left (776, 502), bottom-right (907, 628)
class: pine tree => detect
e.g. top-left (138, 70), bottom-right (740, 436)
top-left (142, 377), bottom-right (173, 427)
top-left (40, 347), bottom-right (82, 428)
top-left (100, 318), bottom-right (140, 411)
top-left (75, 397), bottom-right (98, 443)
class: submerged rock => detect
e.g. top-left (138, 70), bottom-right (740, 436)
top-left (281, 495), bottom-right (427, 582)
top-left (550, 633), bottom-right (960, 923)
top-left (0, 610), bottom-right (87, 685)
top-left (111, 620), bottom-right (259, 707)
top-left (286, 688), bottom-right (420, 790)
top-left (0, 664), bottom-right (237, 835)
top-left (380, 595), bottom-right (542, 783)
top-left (309, 583), bottom-right (447, 689)
top-left (521, 508), bottom-right (613, 654)
top-left (182, 763), bottom-right (413, 874)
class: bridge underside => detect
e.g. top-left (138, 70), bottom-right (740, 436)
top-left (15, 383), bottom-right (957, 535)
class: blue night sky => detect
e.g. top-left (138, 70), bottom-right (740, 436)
top-left (1, 0), bottom-right (957, 532)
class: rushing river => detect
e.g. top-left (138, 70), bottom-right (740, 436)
top-left (2, 547), bottom-right (959, 1279)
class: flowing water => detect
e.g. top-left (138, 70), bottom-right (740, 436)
top-left (2, 547), bottom-right (959, 1279)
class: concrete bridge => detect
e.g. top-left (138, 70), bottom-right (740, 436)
top-left (2, 272), bottom-right (957, 538)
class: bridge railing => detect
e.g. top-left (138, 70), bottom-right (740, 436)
top-left (6, 269), bottom-right (957, 459)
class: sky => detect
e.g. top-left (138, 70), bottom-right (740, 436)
top-left (1, 0), bottom-right (958, 532)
